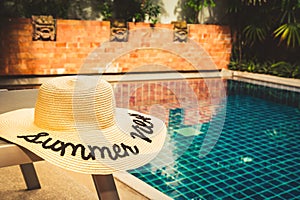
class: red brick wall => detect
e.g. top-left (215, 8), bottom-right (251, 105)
top-left (189, 25), bottom-right (232, 71)
top-left (111, 49), bottom-right (195, 72)
top-left (0, 18), bottom-right (231, 75)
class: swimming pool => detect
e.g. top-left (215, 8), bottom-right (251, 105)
top-left (128, 79), bottom-right (300, 199)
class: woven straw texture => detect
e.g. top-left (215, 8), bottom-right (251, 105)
top-left (0, 76), bottom-right (166, 174)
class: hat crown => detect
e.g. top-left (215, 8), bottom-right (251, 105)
top-left (34, 76), bottom-right (115, 131)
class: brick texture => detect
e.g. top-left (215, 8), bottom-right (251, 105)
top-left (0, 19), bottom-right (231, 75)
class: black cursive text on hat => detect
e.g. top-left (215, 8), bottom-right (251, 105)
top-left (129, 113), bottom-right (153, 143)
top-left (17, 132), bottom-right (139, 161)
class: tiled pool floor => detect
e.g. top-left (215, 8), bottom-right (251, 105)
top-left (130, 95), bottom-right (300, 199)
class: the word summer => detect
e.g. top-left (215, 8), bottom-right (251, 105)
top-left (17, 113), bottom-right (154, 161)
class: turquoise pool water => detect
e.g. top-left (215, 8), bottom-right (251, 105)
top-left (129, 80), bottom-right (300, 199)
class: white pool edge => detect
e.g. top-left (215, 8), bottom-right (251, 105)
top-left (222, 69), bottom-right (300, 89)
top-left (114, 171), bottom-right (173, 200)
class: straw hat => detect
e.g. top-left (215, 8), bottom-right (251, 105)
top-left (0, 76), bottom-right (166, 174)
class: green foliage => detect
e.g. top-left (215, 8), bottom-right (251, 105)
top-left (274, 23), bottom-right (300, 47)
top-left (242, 24), bottom-right (268, 46)
top-left (0, 0), bottom-right (114, 20)
top-left (272, 0), bottom-right (300, 47)
top-left (227, 0), bottom-right (300, 78)
top-left (98, 1), bottom-right (113, 20)
top-left (242, 0), bottom-right (267, 6)
top-left (227, 0), bottom-right (300, 48)
top-left (134, 0), bottom-right (161, 24)
top-left (229, 60), bottom-right (300, 79)
top-left (0, 0), bottom-right (71, 18)
top-left (184, 0), bottom-right (216, 23)
top-left (186, 0), bottom-right (216, 12)
top-left (142, 0), bottom-right (161, 24)
top-left (270, 61), bottom-right (300, 78)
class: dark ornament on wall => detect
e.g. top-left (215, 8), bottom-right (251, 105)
top-left (172, 21), bottom-right (188, 43)
top-left (32, 15), bottom-right (56, 41)
top-left (110, 20), bottom-right (128, 42)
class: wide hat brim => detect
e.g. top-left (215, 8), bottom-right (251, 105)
top-left (0, 107), bottom-right (166, 174)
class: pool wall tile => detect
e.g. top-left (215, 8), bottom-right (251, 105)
top-left (227, 79), bottom-right (300, 108)
top-left (112, 78), bottom-right (227, 126)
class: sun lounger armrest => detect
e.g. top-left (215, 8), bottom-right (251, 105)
top-left (0, 139), bottom-right (43, 168)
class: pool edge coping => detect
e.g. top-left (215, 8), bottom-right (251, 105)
top-left (114, 171), bottom-right (173, 200)
top-left (222, 69), bottom-right (300, 89)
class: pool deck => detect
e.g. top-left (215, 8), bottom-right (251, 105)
top-left (0, 160), bottom-right (171, 200)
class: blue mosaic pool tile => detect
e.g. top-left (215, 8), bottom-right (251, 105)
top-left (129, 80), bottom-right (300, 199)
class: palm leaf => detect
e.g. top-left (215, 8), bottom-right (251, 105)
top-left (243, 24), bottom-right (267, 46)
top-left (274, 23), bottom-right (300, 47)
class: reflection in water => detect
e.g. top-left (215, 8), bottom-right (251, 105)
top-left (113, 78), bottom-right (227, 198)
top-left (130, 92), bottom-right (300, 199)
